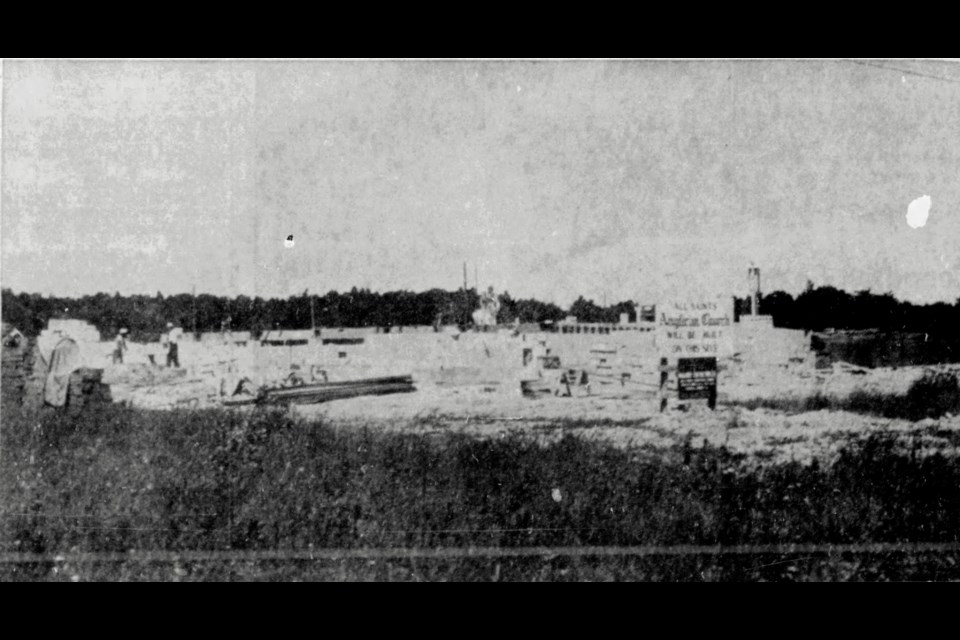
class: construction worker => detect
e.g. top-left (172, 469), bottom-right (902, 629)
top-left (113, 328), bottom-right (129, 364)
top-left (162, 322), bottom-right (183, 368)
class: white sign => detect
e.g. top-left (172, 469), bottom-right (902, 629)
top-left (656, 296), bottom-right (734, 358)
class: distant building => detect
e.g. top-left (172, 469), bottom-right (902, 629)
top-left (557, 316), bottom-right (652, 334)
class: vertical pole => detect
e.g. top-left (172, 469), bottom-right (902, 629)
top-left (462, 261), bottom-right (469, 329)
top-left (659, 357), bottom-right (668, 413)
top-left (747, 267), bottom-right (761, 316)
top-left (755, 268), bottom-right (761, 316)
top-left (192, 284), bottom-right (197, 336)
top-left (309, 289), bottom-right (317, 337)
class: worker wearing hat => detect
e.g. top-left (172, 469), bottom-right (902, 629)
top-left (113, 328), bottom-right (129, 364)
top-left (162, 322), bottom-right (183, 368)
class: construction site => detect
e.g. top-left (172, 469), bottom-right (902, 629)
top-left (4, 267), bottom-right (959, 467)
top-left (7, 59), bottom-right (960, 582)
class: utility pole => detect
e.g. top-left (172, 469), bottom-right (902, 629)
top-left (192, 284), bottom-right (197, 336)
top-left (462, 261), bottom-right (469, 329)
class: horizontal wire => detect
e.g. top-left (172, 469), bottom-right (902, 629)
top-left (3, 542), bottom-right (960, 564)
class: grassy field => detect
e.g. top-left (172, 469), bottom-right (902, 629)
top-left (733, 371), bottom-right (960, 421)
top-left (2, 399), bottom-right (960, 581)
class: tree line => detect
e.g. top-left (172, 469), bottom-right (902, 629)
top-left (2, 285), bottom-right (958, 341)
top-left (751, 285), bottom-right (960, 335)
top-left (0, 287), bottom-right (567, 341)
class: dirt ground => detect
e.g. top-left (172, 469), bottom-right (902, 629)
top-left (290, 362), bottom-right (960, 467)
top-left (17, 328), bottom-right (957, 466)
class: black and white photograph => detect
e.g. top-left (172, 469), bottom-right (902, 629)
top-left (1, 58), bottom-right (959, 581)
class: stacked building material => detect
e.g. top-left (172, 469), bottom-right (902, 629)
top-left (321, 337), bottom-right (365, 346)
top-left (520, 374), bottom-right (566, 398)
top-left (520, 378), bottom-right (554, 398)
top-left (8, 340), bottom-right (48, 410)
top-left (588, 343), bottom-right (621, 390)
top-left (1, 341), bottom-right (31, 406)
top-left (2, 340), bottom-right (113, 412)
top-left (102, 363), bottom-right (188, 386)
top-left (257, 375), bottom-right (415, 406)
top-left (65, 368), bottom-right (112, 413)
top-left (115, 379), bottom-right (221, 410)
top-left (22, 341), bottom-right (46, 409)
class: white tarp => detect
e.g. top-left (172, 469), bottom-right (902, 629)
top-left (43, 337), bottom-right (81, 407)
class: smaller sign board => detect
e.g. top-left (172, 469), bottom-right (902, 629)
top-left (676, 357), bottom-right (718, 401)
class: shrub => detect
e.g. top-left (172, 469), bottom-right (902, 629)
top-left (905, 371), bottom-right (960, 420)
top-left (845, 390), bottom-right (904, 419)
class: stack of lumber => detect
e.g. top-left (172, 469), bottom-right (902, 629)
top-left (520, 376), bottom-right (561, 398)
top-left (255, 375), bottom-right (416, 406)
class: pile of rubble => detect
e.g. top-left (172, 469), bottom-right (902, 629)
top-left (114, 378), bottom-right (222, 410)
top-left (102, 363), bottom-right (221, 410)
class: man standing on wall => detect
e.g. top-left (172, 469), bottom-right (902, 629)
top-left (163, 322), bottom-right (183, 368)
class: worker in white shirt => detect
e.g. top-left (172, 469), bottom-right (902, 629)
top-left (113, 328), bottom-right (129, 364)
top-left (163, 322), bottom-right (183, 368)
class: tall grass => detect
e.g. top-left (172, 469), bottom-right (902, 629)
top-left (735, 371), bottom-right (960, 421)
top-left (2, 402), bottom-right (959, 580)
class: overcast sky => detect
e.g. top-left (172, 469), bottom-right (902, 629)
top-left (2, 59), bottom-right (958, 306)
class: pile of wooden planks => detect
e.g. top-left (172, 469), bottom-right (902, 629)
top-left (321, 337), bottom-right (365, 346)
top-left (253, 375), bottom-right (416, 406)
